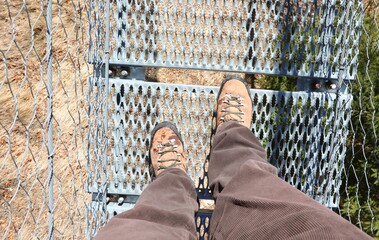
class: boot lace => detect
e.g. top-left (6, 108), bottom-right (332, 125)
top-left (220, 93), bottom-right (245, 123)
top-left (157, 138), bottom-right (181, 170)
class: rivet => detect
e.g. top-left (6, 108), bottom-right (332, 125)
top-left (118, 197), bottom-right (124, 205)
top-left (121, 70), bottom-right (128, 76)
top-left (313, 82), bottom-right (322, 90)
top-left (328, 83), bottom-right (337, 90)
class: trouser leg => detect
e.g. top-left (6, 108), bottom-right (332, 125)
top-left (209, 122), bottom-right (372, 240)
top-left (95, 168), bottom-right (199, 240)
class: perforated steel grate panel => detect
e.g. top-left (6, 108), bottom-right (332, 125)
top-left (88, 79), bottom-right (352, 208)
top-left (87, 0), bottom-right (363, 79)
top-left (85, 0), bottom-right (368, 237)
top-left (196, 211), bottom-right (212, 240)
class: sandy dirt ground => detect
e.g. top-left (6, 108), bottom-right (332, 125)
top-left (1, 0), bottom-right (90, 238)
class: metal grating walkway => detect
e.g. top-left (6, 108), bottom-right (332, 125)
top-left (89, 0), bottom-right (362, 79)
top-left (88, 79), bottom-right (351, 217)
top-left (86, 0), bottom-right (362, 237)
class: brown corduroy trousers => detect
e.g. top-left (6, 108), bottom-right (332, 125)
top-left (95, 122), bottom-right (372, 240)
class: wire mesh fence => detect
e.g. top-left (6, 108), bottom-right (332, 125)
top-left (0, 0), bottom-right (89, 238)
top-left (0, 0), bottom-right (378, 239)
top-left (338, 1), bottom-right (379, 234)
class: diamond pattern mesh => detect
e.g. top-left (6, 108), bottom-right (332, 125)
top-left (87, 0), bottom-right (364, 79)
top-left (89, 79), bottom-right (352, 208)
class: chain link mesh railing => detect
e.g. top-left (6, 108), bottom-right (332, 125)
top-left (1, 0), bottom-right (89, 238)
top-left (337, 1), bottom-right (379, 235)
top-left (1, 0), bottom-right (378, 239)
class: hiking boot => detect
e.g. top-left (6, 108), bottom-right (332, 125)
top-left (149, 121), bottom-right (186, 176)
top-left (216, 75), bottom-right (253, 129)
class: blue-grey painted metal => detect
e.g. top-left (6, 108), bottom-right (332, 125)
top-left (88, 79), bottom-right (352, 234)
top-left (325, 0), bottom-right (352, 206)
top-left (46, 0), bottom-right (54, 238)
top-left (108, 79), bottom-right (351, 207)
top-left (86, 0), bottom-right (112, 238)
top-left (88, 0), bottom-right (363, 80)
top-left (101, 0), bottom-right (112, 233)
top-left (88, 79), bottom-right (351, 202)
top-left (86, 0), bottom-right (360, 237)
